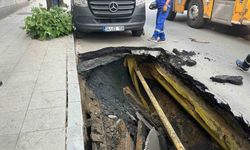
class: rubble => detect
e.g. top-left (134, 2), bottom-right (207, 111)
top-left (144, 128), bottom-right (161, 150)
top-left (210, 75), bottom-right (243, 85)
top-left (171, 49), bottom-right (197, 67)
top-left (189, 38), bottom-right (210, 44)
top-left (108, 115), bottom-right (118, 120)
top-left (204, 57), bottom-right (213, 61)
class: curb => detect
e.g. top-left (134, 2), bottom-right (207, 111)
top-left (66, 35), bottom-right (85, 150)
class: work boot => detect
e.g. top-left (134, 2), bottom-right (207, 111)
top-left (158, 39), bottom-right (166, 42)
top-left (159, 32), bottom-right (166, 42)
top-left (236, 60), bottom-right (249, 71)
top-left (148, 36), bottom-right (158, 43)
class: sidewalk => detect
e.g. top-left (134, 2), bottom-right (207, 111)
top-left (0, 1), bottom-right (83, 150)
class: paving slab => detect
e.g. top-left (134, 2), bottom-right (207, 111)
top-left (29, 90), bottom-right (66, 110)
top-left (0, 94), bottom-right (31, 113)
top-left (0, 111), bottom-right (26, 135)
top-left (21, 107), bottom-right (66, 132)
top-left (0, 134), bottom-right (19, 150)
top-left (16, 128), bottom-right (65, 150)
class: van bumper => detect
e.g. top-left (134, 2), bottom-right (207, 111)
top-left (72, 5), bottom-right (146, 32)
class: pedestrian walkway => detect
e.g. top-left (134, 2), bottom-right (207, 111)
top-left (0, 1), bottom-right (83, 150)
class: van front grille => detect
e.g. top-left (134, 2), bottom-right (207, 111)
top-left (88, 0), bottom-right (135, 17)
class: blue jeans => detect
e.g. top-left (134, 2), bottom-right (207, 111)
top-left (152, 5), bottom-right (171, 40)
top-left (52, 0), bottom-right (59, 6)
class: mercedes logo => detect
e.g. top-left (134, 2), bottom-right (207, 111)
top-left (109, 2), bottom-right (119, 13)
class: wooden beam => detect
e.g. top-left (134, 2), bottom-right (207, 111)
top-left (135, 69), bottom-right (185, 150)
top-left (149, 64), bottom-right (249, 150)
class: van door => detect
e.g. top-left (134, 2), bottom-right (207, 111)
top-left (211, 0), bottom-right (235, 25)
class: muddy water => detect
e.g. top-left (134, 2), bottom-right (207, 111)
top-left (83, 58), bottom-right (221, 150)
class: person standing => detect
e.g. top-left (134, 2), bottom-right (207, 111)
top-left (150, 0), bottom-right (172, 42)
top-left (236, 55), bottom-right (250, 71)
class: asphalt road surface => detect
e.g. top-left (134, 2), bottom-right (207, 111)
top-left (76, 1), bottom-right (250, 124)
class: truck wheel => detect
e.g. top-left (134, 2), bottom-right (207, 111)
top-left (132, 29), bottom-right (144, 37)
top-left (187, 0), bottom-right (204, 28)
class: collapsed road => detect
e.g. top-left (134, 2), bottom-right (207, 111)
top-left (77, 47), bottom-right (250, 150)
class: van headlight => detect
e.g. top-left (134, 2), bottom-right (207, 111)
top-left (73, 0), bottom-right (88, 7)
top-left (136, 0), bottom-right (145, 6)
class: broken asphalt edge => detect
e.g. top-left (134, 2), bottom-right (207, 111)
top-left (66, 34), bottom-right (85, 150)
top-left (77, 47), bottom-right (250, 136)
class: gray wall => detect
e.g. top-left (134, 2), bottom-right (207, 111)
top-left (0, 0), bottom-right (29, 19)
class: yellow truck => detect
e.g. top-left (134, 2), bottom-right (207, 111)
top-left (167, 0), bottom-right (250, 28)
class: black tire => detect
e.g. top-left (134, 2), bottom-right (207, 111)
top-left (167, 4), bottom-right (176, 21)
top-left (187, 0), bottom-right (205, 28)
top-left (74, 30), bottom-right (85, 39)
top-left (132, 29), bottom-right (144, 37)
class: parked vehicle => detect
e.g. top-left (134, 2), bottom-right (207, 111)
top-left (72, 0), bottom-right (146, 36)
top-left (167, 0), bottom-right (250, 28)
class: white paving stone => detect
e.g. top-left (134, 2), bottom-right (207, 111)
top-left (29, 90), bottom-right (66, 110)
top-left (0, 134), bottom-right (19, 150)
top-left (0, 94), bottom-right (31, 113)
top-left (0, 0), bottom-right (83, 149)
top-left (68, 83), bottom-right (81, 103)
top-left (16, 128), bottom-right (65, 150)
top-left (0, 111), bottom-right (26, 135)
top-left (67, 102), bottom-right (83, 128)
top-left (21, 107), bottom-right (66, 132)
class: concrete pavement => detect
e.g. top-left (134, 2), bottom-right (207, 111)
top-left (0, 1), bottom-right (83, 150)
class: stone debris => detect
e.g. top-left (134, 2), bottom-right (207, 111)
top-left (0, 81), bottom-right (2, 87)
top-left (108, 115), bottom-right (118, 120)
top-left (204, 57), bottom-right (214, 61)
top-left (210, 75), bottom-right (243, 85)
top-left (171, 49), bottom-right (197, 67)
top-left (189, 38), bottom-right (210, 44)
top-left (144, 128), bottom-right (161, 150)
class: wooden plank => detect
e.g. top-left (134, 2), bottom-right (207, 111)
top-left (135, 69), bottom-right (185, 150)
top-left (150, 64), bottom-right (249, 150)
top-left (135, 120), bottom-right (147, 150)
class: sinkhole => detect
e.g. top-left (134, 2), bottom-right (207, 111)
top-left (77, 47), bottom-right (250, 150)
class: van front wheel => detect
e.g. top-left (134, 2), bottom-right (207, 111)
top-left (187, 0), bottom-right (204, 28)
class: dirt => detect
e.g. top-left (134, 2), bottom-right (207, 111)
top-left (79, 56), bottom-right (219, 149)
top-left (78, 46), bottom-right (250, 149)
top-left (85, 59), bottom-right (137, 134)
top-left (81, 59), bottom-right (169, 149)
